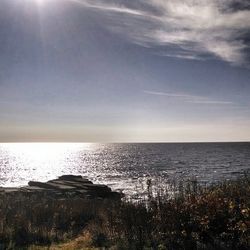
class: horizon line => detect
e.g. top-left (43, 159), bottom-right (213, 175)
top-left (0, 141), bottom-right (249, 144)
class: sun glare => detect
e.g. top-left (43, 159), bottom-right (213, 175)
top-left (3, 143), bottom-right (92, 162)
top-left (0, 143), bottom-right (95, 187)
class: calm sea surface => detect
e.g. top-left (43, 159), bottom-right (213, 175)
top-left (0, 143), bottom-right (249, 197)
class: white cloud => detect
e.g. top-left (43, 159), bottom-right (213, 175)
top-left (143, 90), bottom-right (234, 105)
top-left (75, 0), bottom-right (250, 65)
top-left (71, 0), bottom-right (146, 16)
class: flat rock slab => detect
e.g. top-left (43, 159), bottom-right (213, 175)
top-left (0, 175), bottom-right (123, 200)
top-left (29, 181), bottom-right (77, 190)
top-left (1, 188), bottom-right (20, 193)
top-left (58, 175), bottom-right (91, 182)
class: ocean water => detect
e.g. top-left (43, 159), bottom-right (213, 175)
top-left (0, 143), bottom-right (249, 197)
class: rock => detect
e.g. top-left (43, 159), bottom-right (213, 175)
top-left (59, 174), bottom-right (82, 179)
top-left (28, 181), bottom-right (76, 190)
top-left (20, 186), bottom-right (47, 192)
top-left (1, 188), bottom-right (20, 193)
top-left (0, 175), bottom-right (123, 200)
top-left (48, 180), bottom-right (91, 189)
top-left (58, 175), bottom-right (91, 182)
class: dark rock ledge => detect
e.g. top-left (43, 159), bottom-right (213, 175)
top-left (0, 175), bottom-right (123, 200)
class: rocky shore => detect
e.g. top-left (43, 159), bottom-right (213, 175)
top-left (0, 175), bottom-right (248, 249)
top-left (0, 175), bottom-right (123, 200)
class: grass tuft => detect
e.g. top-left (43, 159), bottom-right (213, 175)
top-left (0, 175), bottom-right (249, 249)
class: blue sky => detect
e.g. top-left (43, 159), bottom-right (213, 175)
top-left (0, 0), bottom-right (250, 142)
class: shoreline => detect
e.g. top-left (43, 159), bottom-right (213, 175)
top-left (0, 174), bottom-right (249, 249)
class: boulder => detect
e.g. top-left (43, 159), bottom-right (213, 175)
top-left (28, 181), bottom-right (76, 190)
top-left (0, 175), bottom-right (123, 200)
top-left (58, 175), bottom-right (91, 183)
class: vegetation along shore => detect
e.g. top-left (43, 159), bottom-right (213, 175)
top-left (0, 174), bottom-right (249, 249)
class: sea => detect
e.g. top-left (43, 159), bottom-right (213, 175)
top-left (0, 143), bottom-right (249, 198)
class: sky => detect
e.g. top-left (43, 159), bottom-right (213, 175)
top-left (0, 0), bottom-right (250, 142)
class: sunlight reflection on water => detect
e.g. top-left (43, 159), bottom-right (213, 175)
top-left (0, 143), bottom-right (93, 186)
top-left (0, 143), bottom-right (249, 198)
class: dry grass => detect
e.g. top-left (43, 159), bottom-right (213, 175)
top-left (0, 174), bottom-right (249, 249)
top-left (28, 233), bottom-right (97, 250)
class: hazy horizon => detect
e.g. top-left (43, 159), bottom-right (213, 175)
top-left (1, 0), bottom-right (250, 142)
top-left (0, 141), bottom-right (249, 144)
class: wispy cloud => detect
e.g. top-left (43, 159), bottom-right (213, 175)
top-left (71, 0), bottom-right (146, 16)
top-left (74, 0), bottom-right (250, 65)
top-left (143, 90), bottom-right (234, 105)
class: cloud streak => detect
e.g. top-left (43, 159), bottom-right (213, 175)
top-left (71, 0), bottom-right (146, 16)
top-left (75, 0), bottom-right (250, 65)
top-left (143, 90), bottom-right (234, 105)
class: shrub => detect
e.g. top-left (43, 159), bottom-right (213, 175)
top-left (0, 175), bottom-right (249, 249)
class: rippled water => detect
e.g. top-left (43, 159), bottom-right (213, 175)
top-left (0, 143), bottom-right (250, 197)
